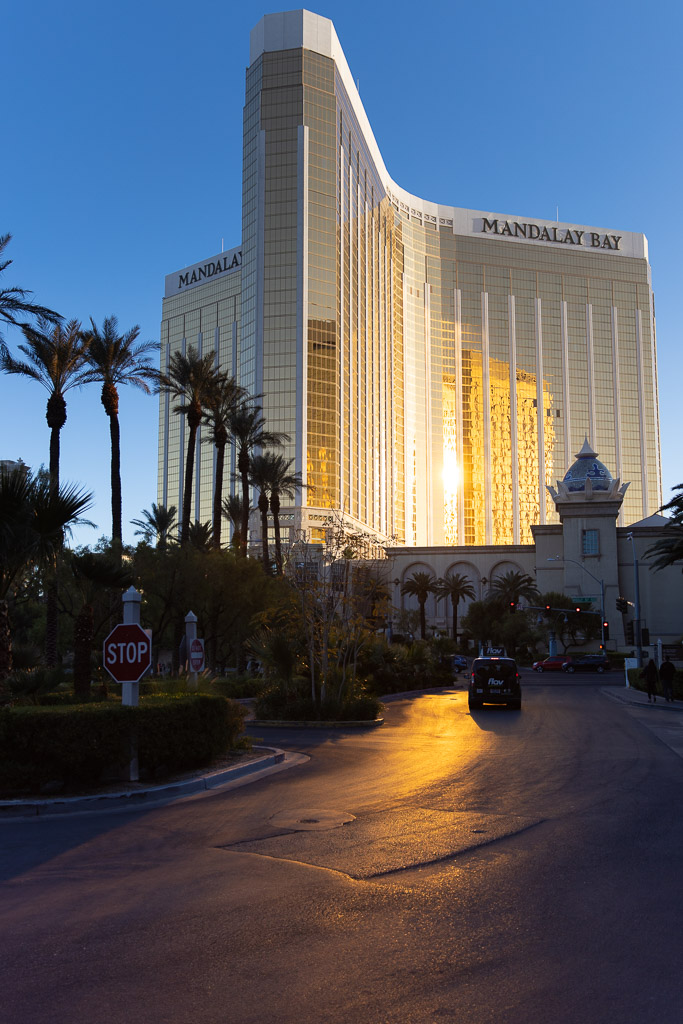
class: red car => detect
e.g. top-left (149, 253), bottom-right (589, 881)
top-left (532, 655), bottom-right (571, 673)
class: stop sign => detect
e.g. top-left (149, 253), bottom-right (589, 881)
top-left (103, 623), bottom-right (152, 683)
top-left (189, 638), bottom-right (205, 673)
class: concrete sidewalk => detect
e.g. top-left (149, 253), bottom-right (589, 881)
top-left (601, 685), bottom-right (683, 712)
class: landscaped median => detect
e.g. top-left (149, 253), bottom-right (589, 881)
top-left (0, 694), bottom-right (246, 799)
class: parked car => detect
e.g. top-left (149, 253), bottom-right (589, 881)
top-left (469, 657), bottom-right (522, 710)
top-left (452, 655), bottom-right (468, 673)
top-left (532, 655), bottom-right (571, 673)
top-left (562, 654), bottom-right (611, 673)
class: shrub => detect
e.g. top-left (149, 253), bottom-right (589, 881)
top-left (0, 694), bottom-right (246, 796)
top-left (211, 674), bottom-right (269, 699)
top-left (254, 689), bottom-right (381, 722)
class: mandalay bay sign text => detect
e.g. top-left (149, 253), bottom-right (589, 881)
top-left (480, 218), bottom-right (622, 251)
top-left (164, 246), bottom-right (242, 298)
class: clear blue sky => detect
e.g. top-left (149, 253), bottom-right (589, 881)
top-left (3, 0), bottom-right (681, 545)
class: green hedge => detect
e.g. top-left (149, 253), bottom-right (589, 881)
top-left (0, 694), bottom-right (245, 796)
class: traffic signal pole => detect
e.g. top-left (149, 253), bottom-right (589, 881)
top-left (627, 533), bottom-right (643, 667)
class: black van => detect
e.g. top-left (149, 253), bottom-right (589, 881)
top-left (468, 657), bottom-right (522, 710)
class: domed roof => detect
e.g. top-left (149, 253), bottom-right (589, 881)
top-left (562, 438), bottom-right (613, 492)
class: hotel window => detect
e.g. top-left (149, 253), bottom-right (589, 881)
top-left (582, 529), bottom-right (599, 556)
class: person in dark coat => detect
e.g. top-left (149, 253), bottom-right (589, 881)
top-left (642, 657), bottom-right (659, 702)
top-left (659, 657), bottom-right (676, 703)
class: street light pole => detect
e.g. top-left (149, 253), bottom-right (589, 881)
top-left (547, 556), bottom-right (605, 649)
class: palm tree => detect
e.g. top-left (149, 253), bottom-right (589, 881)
top-left (0, 319), bottom-right (89, 489)
top-left (159, 346), bottom-right (223, 546)
top-left (229, 404), bottom-right (289, 558)
top-left (434, 571), bottom-right (475, 641)
top-left (130, 503), bottom-right (177, 550)
top-left (248, 453), bottom-right (278, 571)
top-left (187, 519), bottom-right (213, 552)
top-left (400, 571), bottom-right (437, 640)
top-left (202, 375), bottom-right (246, 548)
top-left (0, 467), bottom-right (92, 678)
top-left (267, 454), bottom-right (304, 574)
top-left (221, 494), bottom-right (246, 551)
top-left (490, 569), bottom-right (539, 610)
top-left (646, 484), bottom-right (683, 570)
top-left (82, 316), bottom-right (160, 545)
top-left (1, 318), bottom-right (91, 664)
top-left (0, 233), bottom-right (61, 340)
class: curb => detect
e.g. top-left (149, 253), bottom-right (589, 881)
top-left (249, 718), bottom-right (384, 729)
top-left (601, 688), bottom-right (683, 713)
top-left (0, 746), bottom-right (286, 819)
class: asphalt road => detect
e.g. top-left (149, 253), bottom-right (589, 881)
top-left (2, 675), bottom-right (682, 1024)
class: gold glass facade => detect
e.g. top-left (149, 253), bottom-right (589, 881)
top-left (159, 11), bottom-right (661, 547)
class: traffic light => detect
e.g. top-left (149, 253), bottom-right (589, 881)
top-left (616, 596), bottom-right (628, 614)
top-left (575, 605), bottom-right (582, 613)
top-left (603, 621), bottom-right (609, 640)
top-left (626, 621), bottom-right (634, 644)
top-left (641, 627), bottom-right (650, 645)
top-left (509, 601), bottom-right (516, 613)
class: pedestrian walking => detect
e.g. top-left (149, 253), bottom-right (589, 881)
top-left (659, 656), bottom-right (676, 703)
top-left (641, 657), bottom-right (659, 702)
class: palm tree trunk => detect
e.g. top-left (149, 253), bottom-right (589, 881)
top-left (239, 449), bottom-right (250, 558)
top-left (271, 490), bottom-right (283, 573)
top-left (109, 411), bottom-right (122, 545)
top-left (181, 422), bottom-right (198, 546)
top-left (49, 425), bottom-right (60, 491)
top-left (212, 440), bottom-right (226, 549)
top-left (73, 603), bottom-right (94, 700)
top-left (46, 411), bottom-right (64, 665)
top-left (419, 600), bottom-right (426, 640)
top-left (0, 599), bottom-right (12, 680)
top-left (452, 598), bottom-right (458, 642)
top-left (45, 574), bottom-right (59, 667)
top-left (258, 492), bottom-right (269, 571)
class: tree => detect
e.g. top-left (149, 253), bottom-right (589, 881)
top-left (82, 316), bottom-right (159, 545)
top-left (0, 467), bottom-right (92, 678)
top-left (646, 484), bottom-right (683, 570)
top-left (434, 571), bottom-right (475, 642)
top-left (222, 494), bottom-right (246, 552)
top-left (229, 404), bottom-right (288, 558)
top-left (490, 570), bottom-right (539, 608)
top-left (537, 591), bottom-right (600, 654)
top-left (202, 375), bottom-right (247, 548)
top-left (267, 454), bottom-right (304, 574)
top-left (159, 346), bottom-right (223, 547)
top-left (0, 318), bottom-right (90, 664)
top-left (400, 571), bottom-right (437, 640)
top-left (0, 233), bottom-right (61, 340)
top-left (248, 453), bottom-right (278, 571)
top-left (130, 503), bottom-right (177, 550)
top-left (187, 519), bottom-right (213, 553)
top-left (0, 319), bottom-right (89, 489)
top-left (69, 550), bottom-right (133, 699)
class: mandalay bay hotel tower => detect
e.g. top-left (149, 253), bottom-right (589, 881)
top-left (159, 10), bottom-right (660, 551)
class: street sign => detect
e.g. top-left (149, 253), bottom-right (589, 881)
top-left (103, 623), bottom-right (152, 684)
top-left (189, 638), bottom-right (205, 673)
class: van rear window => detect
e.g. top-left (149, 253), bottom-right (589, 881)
top-left (473, 661), bottom-right (517, 681)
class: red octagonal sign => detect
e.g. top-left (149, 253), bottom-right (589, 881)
top-left (103, 623), bottom-right (152, 684)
